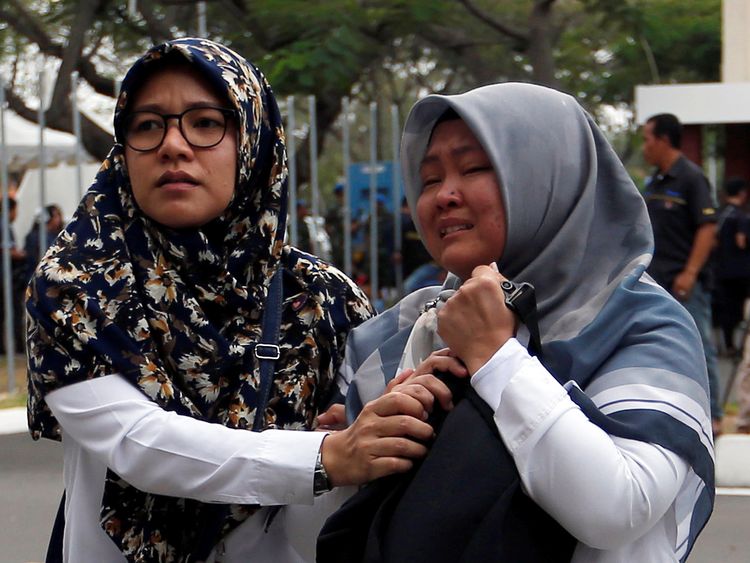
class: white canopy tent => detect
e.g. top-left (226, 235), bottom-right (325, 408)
top-left (1, 110), bottom-right (87, 173)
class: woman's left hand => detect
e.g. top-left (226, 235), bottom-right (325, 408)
top-left (386, 349), bottom-right (469, 412)
top-left (436, 264), bottom-right (517, 375)
top-left (317, 404), bottom-right (348, 430)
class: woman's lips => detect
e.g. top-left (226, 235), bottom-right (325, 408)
top-left (157, 171), bottom-right (198, 187)
top-left (440, 224), bottom-right (473, 238)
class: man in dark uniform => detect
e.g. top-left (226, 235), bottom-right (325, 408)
top-left (397, 197), bottom-right (433, 279)
top-left (713, 178), bottom-right (750, 356)
top-left (642, 113), bottom-right (721, 434)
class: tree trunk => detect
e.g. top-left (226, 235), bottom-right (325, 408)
top-left (527, 0), bottom-right (559, 88)
top-left (47, 0), bottom-right (103, 125)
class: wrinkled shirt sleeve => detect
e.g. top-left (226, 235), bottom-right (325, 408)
top-left (471, 338), bottom-right (688, 549)
top-left (46, 374), bottom-right (325, 506)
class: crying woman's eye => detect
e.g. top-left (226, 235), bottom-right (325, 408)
top-left (464, 164), bottom-right (493, 175)
top-left (421, 177), bottom-right (441, 190)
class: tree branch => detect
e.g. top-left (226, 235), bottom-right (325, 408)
top-left (458, 0), bottom-right (528, 45)
top-left (2, 0), bottom-right (58, 51)
top-left (5, 85), bottom-right (113, 162)
top-left (48, 0), bottom-right (103, 123)
top-left (527, 0), bottom-right (560, 86)
top-left (216, 0), bottom-right (247, 22)
top-left (136, 2), bottom-right (175, 44)
top-left (0, 0), bottom-right (116, 97)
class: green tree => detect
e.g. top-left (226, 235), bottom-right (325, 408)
top-left (0, 0), bottom-right (720, 168)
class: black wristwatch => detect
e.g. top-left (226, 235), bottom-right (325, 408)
top-left (313, 446), bottom-right (332, 496)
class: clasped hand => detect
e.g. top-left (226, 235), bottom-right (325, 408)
top-left (319, 263), bottom-right (516, 488)
top-left (318, 349), bottom-right (468, 487)
top-left (436, 264), bottom-right (517, 374)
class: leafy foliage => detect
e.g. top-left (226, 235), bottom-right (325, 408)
top-left (0, 0), bottom-right (721, 170)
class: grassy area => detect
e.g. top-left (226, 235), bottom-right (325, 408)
top-left (0, 354), bottom-right (27, 409)
top-left (0, 391), bottom-right (26, 409)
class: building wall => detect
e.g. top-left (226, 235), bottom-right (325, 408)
top-left (722, 0), bottom-right (750, 82)
top-left (682, 125), bottom-right (703, 168)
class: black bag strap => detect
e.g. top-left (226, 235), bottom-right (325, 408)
top-left (252, 267), bottom-right (284, 431)
top-left (500, 280), bottom-right (542, 359)
top-left (46, 269), bottom-right (285, 562)
top-left (185, 268), bottom-right (287, 560)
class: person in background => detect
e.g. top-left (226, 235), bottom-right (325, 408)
top-left (325, 183), bottom-right (346, 268)
top-left (375, 193), bottom-right (395, 291)
top-left (0, 197), bottom-right (27, 354)
top-left (395, 197), bottom-right (432, 279)
top-left (712, 177), bottom-right (750, 356)
top-left (26, 38), bottom-right (436, 562)
top-left (321, 84), bottom-right (714, 563)
top-left (24, 204), bottom-right (64, 282)
top-left (295, 198), bottom-right (332, 261)
top-left (732, 321), bottom-right (750, 433)
top-left (713, 177), bottom-right (750, 434)
top-left (295, 199), bottom-right (313, 254)
top-left (642, 112), bottom-right (722, 435)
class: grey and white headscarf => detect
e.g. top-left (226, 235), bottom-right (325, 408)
top-left (343, 83), bottom-right (713, 562)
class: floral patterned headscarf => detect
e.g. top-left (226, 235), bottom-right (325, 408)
top-left (26, 38), bottom-right (372, 561)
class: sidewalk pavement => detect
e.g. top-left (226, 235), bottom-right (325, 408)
top-left (715, 434), bottom-right (750, 489)
top-left (0, 406), bottom-right (27, 436)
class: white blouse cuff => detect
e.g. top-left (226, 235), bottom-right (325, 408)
top-left (470, 337), bottom-right (533, 412)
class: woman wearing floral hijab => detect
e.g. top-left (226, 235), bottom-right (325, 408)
top-left (328, 83), bottom-right (714, 562)
top-left (26, 39), bottom-right (438, 562)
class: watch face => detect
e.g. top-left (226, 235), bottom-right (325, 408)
top-left (314, 470), bottom-right (331, 494)
top-left (314, 452), bottom-right (332, 495)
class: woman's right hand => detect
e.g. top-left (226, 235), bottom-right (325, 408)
top-left (437, 264), bottom-right (517, 375)
top-left (321, 350), bottom-right (469, 487)
top-left (321, 381), bottom-right (438, 487)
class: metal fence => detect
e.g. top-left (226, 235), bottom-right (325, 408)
top-left (0, 73), bottom-right (415, 392)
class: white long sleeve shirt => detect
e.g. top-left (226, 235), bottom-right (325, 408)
top-left (46, 374), bottom-right (349, 562)
top-left (471, 337), bottom-right (689, 562)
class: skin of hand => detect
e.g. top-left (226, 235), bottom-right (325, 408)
top-left (316, 351), bottom-right (465, 429)
top-left (318, 351), bottom-right (467, 486)
top-left (320, 390), bottom-right (436, 487)
top-left (673, 223), bottom-right (715, 301)
top-left (316, 404), bottom-right (347, 430)
top-left (671, 270), bottom-right (697, 301)
top-left (436, 264), bottom-right (517, 375)
top-left (386, 348), bottom-right (470, 412)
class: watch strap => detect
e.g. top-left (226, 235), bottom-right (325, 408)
top-left (313, 444), bottom-right (332, 496)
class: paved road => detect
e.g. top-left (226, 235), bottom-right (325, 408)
top-left (0, 433), bottom-right (62, 563)
top-left (1, 431), bottom-right (748, 563)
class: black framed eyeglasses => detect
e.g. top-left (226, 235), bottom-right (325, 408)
top-left (123, 106), bottom-right (237, 152)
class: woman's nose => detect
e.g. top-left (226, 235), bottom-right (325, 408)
top-left (435, 177), bottom-right (461, 207)
top-left (158, 121), bottom-right (193, 158)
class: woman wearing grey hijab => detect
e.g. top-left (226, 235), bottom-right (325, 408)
top-left (323, 83), bottom-right (713, 562)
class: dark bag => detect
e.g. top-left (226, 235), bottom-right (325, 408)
top-left (317, 376), bottom-right (576, 563)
